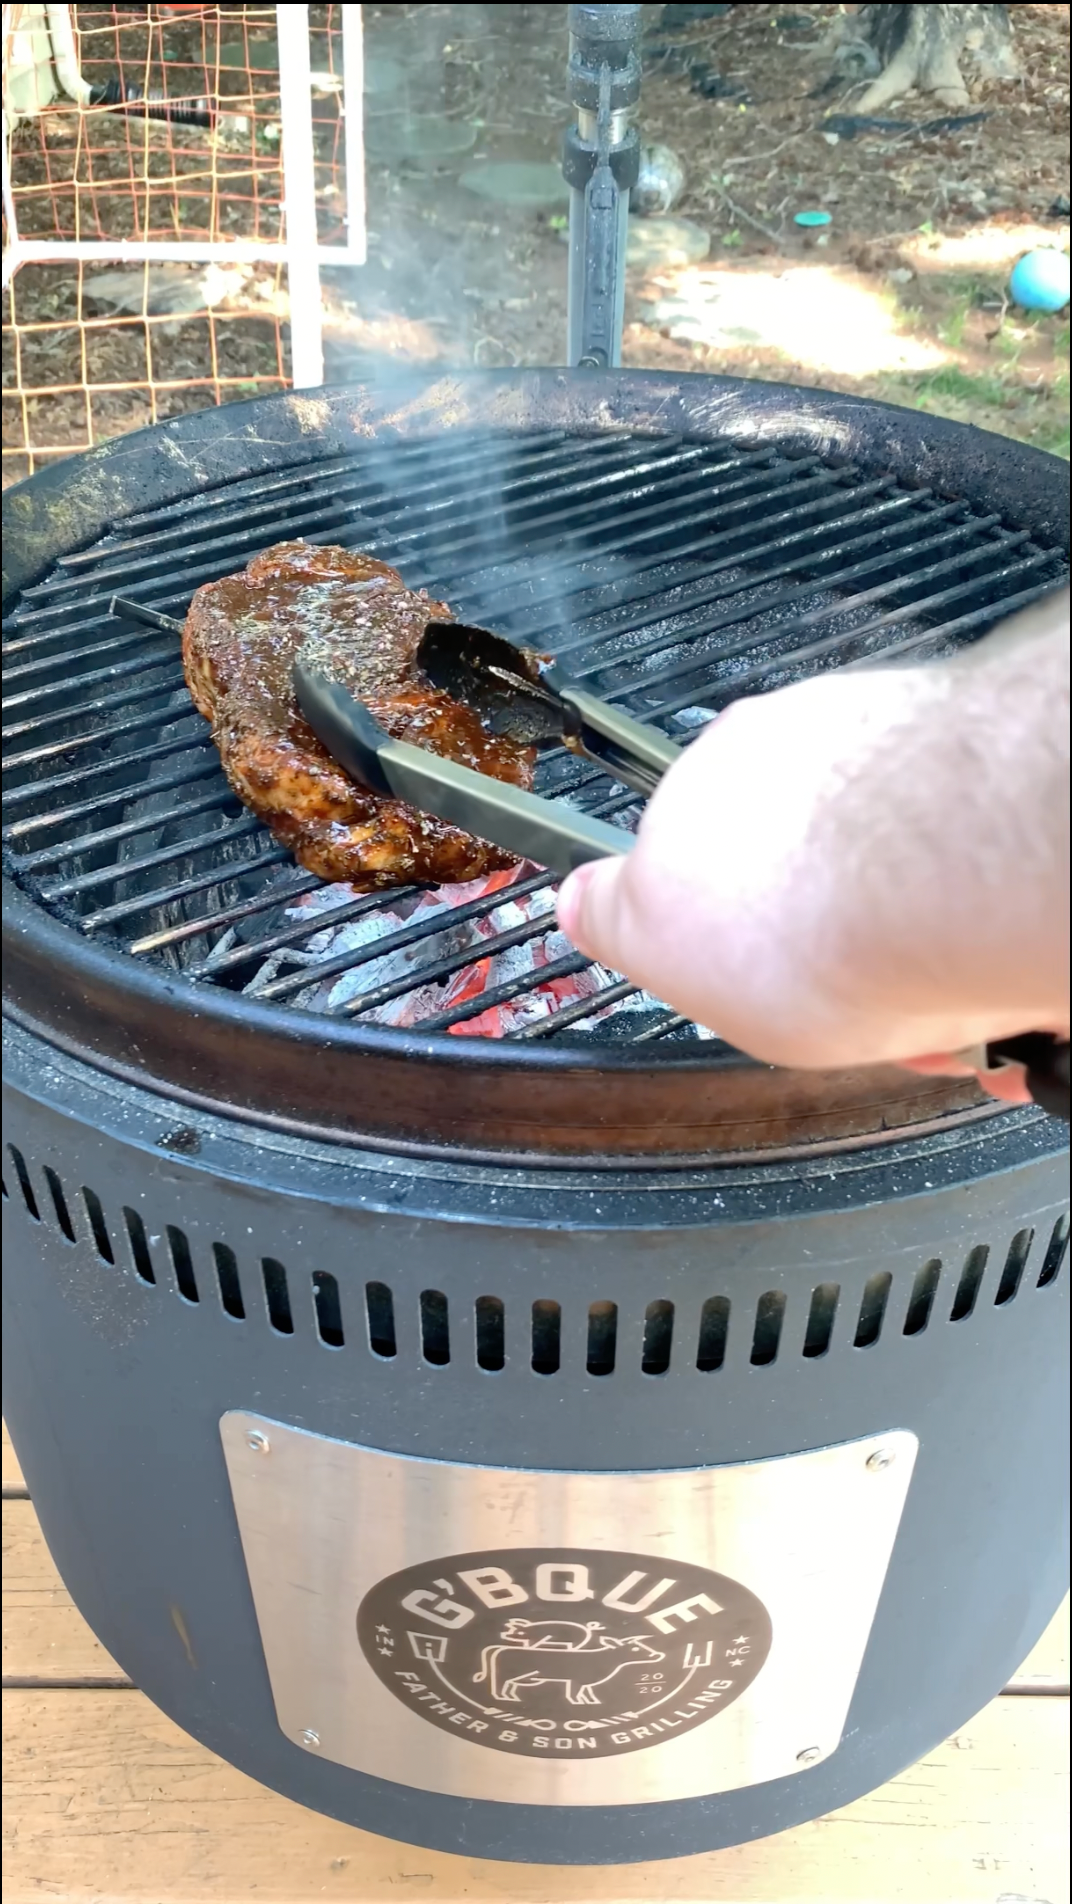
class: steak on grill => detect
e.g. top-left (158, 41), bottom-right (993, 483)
top-left (182, 542), bottom-right (536, 889)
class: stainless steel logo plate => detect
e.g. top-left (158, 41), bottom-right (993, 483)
top-left (220, 1416), bottom-right (917, 1806)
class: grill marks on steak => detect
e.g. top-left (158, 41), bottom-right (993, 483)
top-left (182, 542), bottom-right (535, 889)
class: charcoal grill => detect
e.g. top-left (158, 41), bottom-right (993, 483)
top-left (3, 368), bottom-right (1070, 1866)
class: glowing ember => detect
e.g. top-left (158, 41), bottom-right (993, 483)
top-left (234, 708), bottom-right (722, 1039)
top-left (242, 863), bottom-right (674, 1038)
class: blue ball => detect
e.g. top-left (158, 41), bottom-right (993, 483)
top-left (1008, 249), bottom-right (1070, 315)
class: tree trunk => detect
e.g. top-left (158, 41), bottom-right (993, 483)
top-left (828, 4), bottom-right (1018, 115)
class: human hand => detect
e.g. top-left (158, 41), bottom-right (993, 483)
top-left (557, 599), bottom-right (1069, 1096)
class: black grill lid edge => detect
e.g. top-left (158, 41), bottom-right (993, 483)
top-left (4, 370), bottom-right (1068, 606)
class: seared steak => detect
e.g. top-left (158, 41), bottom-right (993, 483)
top-left (183, 542), bottom-right (535, 889)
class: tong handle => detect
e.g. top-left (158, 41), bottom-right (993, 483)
top-left (386, 742), bottom-right (631, 874)
top-left (545, 666), bottom-right (683, 798)
top-left (957, 1034), bottom-right (1071, 1122)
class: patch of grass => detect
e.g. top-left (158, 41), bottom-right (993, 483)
top-left (940, 274), bottom-right (988, 302)
top-left (1031, 416), bottom-right (1070, 459)
top-left (933, 275), bottom-right (997, 350)
top-left (892, 299), bottom-right (928, 333)
top-left (911, 365), bottom-right (1011, 406)
top-left (939, 299), bottom-right (971, 350)
top-left (886, 360), bottom-right (1069, 461)
top-left (992, 324), bottom-right (1029, 365)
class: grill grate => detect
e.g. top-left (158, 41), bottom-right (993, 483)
top-left (3, 427), bottom-right (1068, 1046)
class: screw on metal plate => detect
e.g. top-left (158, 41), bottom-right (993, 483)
top-left (796, 1746), bottom-right (822, 1766)
top-left (301, 1729), bottom-right (321, 1748)
top-left (866, 1447), bottom-right (896, 1472)
top-left (246, 1429), bottom-right (270, 1454)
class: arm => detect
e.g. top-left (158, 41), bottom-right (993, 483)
top-left (557, 590), bottom-right (1070, 1090)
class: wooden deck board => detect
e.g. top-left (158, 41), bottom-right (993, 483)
top-left (2, 1503), bottom-right (127, 1686)
top-left (3, 1427), bottom-right (1068, 1900)
top-left (2, 1688), bottom-right (1067, 1904)
top-left (2, 1421), bottom-right (25, 1494)
top-left (1008, 1595), bottom-right (1070, 1691)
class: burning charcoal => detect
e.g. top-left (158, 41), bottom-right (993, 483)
top-left (236, 866), bottom-right (674, 1041)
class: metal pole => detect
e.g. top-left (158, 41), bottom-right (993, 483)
top-left (340, 4), bottom-right (367, 268)
top-left (276, 3), bottom-right (325, 390)
top-left (563, 3), bottom-right (641, 369)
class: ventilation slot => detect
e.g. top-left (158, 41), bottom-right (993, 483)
top-left (262, 1258), bottom-right (294, 1335)
top-left (365, 1281), bottom-right (397, 1358)
top-left (532, 1300), bottom-right (561, 1376)
top-left (803, 1283), bottom-right (839, 1359)
top-left (475, 1296), bottom-right (505, 1372)
top-left (42, 1167), bottom-right (75, 1242)
top-left (313, 1270), bottom-right (344, 1347)
top-left (7, 1146), bottom-right (40, 1220)
top-left (854, 1271), bottom-right (892, 1348)
top-left (750, 1290), bottom-right (786, 1367)
top-left (212, 1242), bottom-right (245, 1319)
top-left (420, 1289), bottom-right (450, 1366)
top-left (642, 1300), bottom-right (674, 1375)
top-left (994, 1228), bottom-right (1034, 1307)
top-left (167, 1226), bottom-right (199, 1303)
top-left (81, 1188), bottom-right (114, 1264)
top-left (123, 1208), bottom-right (155, 1284)
top-left (950, 1245), bottom-right (989, 1321)
top-left (1038, 1214), bottom-right (1069, 1288)
top-left (696, 1295), bottom-right (730, 1371)
top-left (587, 1301), bottom-right (618, 1377)
top-left (903, 1258), bottom-right (941, 1336)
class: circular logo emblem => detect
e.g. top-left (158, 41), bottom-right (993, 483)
top-left (357, 1548), bottom-right (771, 1760)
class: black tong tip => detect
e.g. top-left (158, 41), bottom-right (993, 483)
top-left (418, 621), bottom-right (562, 744)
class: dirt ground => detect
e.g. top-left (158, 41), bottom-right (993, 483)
top-left (3, 1), bottom-right (1069, 484)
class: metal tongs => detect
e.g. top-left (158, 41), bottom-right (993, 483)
top-left (293, 621), bottom-right (683, 878)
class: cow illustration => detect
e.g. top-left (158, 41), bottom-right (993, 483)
top-left (472, 1619), bottom-right (666, 1707)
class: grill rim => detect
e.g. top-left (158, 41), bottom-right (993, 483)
top-left (4, 368), bottom-right (1068, 605)
top-left (1, 877), bottom-right (996, 1162)
top-left (3, 370), bottom-right (1068, 1161)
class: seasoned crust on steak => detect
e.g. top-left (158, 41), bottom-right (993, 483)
top-left (182, 542), bottom-right (535, 889)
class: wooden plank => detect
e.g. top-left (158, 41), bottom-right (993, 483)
top-left (1, 1687), bottom-right (1067, 1904)
top-left (1, 1422), bottom-right (25, 1495)
top-left (4, 1493), bottom-right (1069, 1690)
top-left (2, 1501), bottom-right (127, 1686)
top-left (1007, 1593), bottom-right (1070, 1692)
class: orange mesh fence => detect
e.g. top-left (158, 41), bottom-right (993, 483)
top-left (3, 4), bottom-right (356, 484)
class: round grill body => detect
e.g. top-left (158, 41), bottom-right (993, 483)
top-left (3, 374), bottom-right (1069, 1864)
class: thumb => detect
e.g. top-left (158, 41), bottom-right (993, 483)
top-left (557, 856), bottom-right (634, 967)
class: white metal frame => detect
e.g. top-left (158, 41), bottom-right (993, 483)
top-left (2, 3), bottom-right (367, 388)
